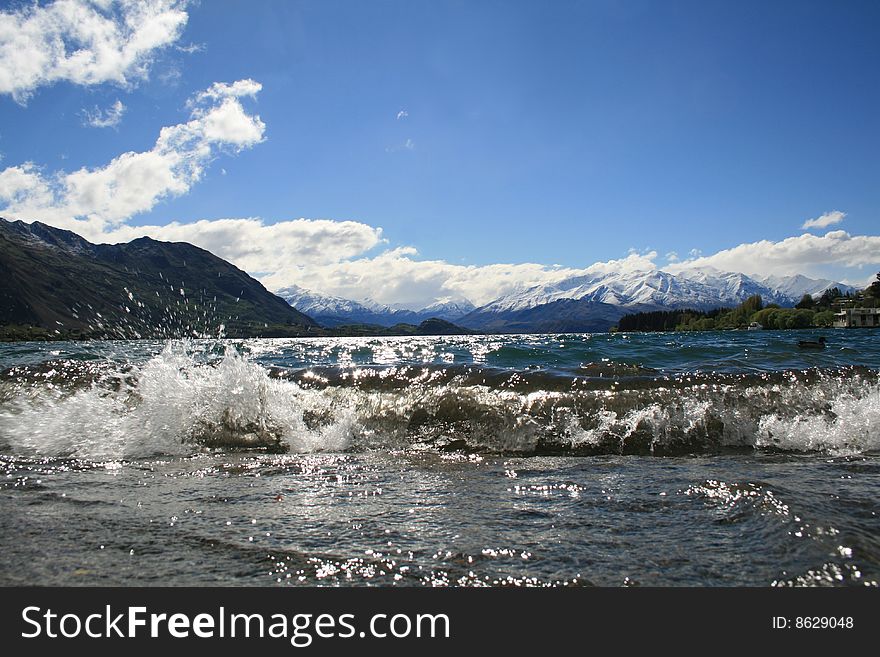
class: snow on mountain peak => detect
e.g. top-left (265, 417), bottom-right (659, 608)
top-left (277, 270), bottom-right (855, 329)
top-left (473, 268), bottom-right (854, 314)
top-left (274, 286), bottom-right (476, 324)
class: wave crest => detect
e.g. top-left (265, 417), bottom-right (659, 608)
top-left (0, 342), bottom-right (878, 459)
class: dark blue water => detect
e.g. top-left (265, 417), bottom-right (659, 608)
top-left (2, 329), bottom-right (874, 374)
top-left (0, 330), bottom-right (878, 586)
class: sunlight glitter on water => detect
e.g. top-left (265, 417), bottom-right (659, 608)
top-left (0, 332), bottom-right (878, 586)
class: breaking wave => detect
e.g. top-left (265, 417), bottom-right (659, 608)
top-left (0, 341), bottom-right (878, 459)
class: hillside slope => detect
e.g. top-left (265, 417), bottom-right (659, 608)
top-left (0, 218), bottom-right (316, 339)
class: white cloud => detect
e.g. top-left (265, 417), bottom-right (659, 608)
top-left (106, 217), bottom-right (386, 273)
top-left (279, 230), bottom-right (880, 307)
top-left (396, 109), bottom-right (408, 120)
top-left (665, 230), bottom-right (880, 279)
top-left (90, 214), bottom-right (618, 307)
top-left (81, 99), bottom-right (126, 128)
top-left (802, 210), bottom-right (846, 230)
top-left (188, 79), bottom-right (263, 105)
top-left (0, 163), bottom-right (54, 208)
top-left (0, 79), bottom-right (265, 239)
top-left (282, 249), bottom-right (663, 307)
top-left (175, 42), bottom-right (204, 54)
top-left (0, 0), bottom-right (190, 103)
top-left (5, 169), bottom-right (878, 306)
top-left (17, 194), bottom-right (866, 307)
top-left (280, 250), bottom-right (582, 307)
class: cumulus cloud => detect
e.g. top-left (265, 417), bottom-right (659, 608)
top-left (281, 230), bottom-right (880, 307)
top-left (5, 169), bottom-right (878, 306)
top-left (0, 79), bottom-right (265, 239)
top-left (280, 251), bottom-right (579, 307)
top-left (209, 223), bottom-right (878, 308)
top-left (278, 249), bottom-right (668, 307)
top-left (96, 218), bottom-right (585, 307)
top-left (665, 231), bottom-right (880, 279)
top-left (802, 210), bottom-right (846, 230)
top-left (106, 217), bottom-right (386, 273)
top-left (0, 0), bottom-right (189, 103)
top-left (188, 79), bottom-right (263, 105)
top-left (132, 217), bottom-right (880, 306)
top-left (396, 109), bottom-right (408, 120)
top-left (91, 215), bottom-right (624, 307)
top-left (0, 163), bottom-right (54, 209)
top-left (81, 99), bottom-right (126, 128)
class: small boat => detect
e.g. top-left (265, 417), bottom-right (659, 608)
top-left (798, 336), bottom-right (826, 349)
top-left (747, 322), bottom-right (763, 331)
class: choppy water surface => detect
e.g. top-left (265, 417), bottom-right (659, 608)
top-left (0, 330), bottom-right (878, 586)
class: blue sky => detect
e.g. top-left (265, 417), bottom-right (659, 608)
top-left (1, 0), bottom-right (878, 306)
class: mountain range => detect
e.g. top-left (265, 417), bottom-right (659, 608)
top-left (282, 268), bottom-right (856, 334)
top-left (276, 285), bottom-right (476, 327)
top-left (0, 217), bottom-right (858, 338)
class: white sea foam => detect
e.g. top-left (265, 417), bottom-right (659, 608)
top-left (0, 341), bottom-right (878, 459)
top-left (0, 342), bottom-right (352, 459)
top-left (755, 382), bottom-right (880, 455)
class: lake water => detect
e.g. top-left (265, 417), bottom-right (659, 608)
top-left (0, 330), bottom-right (878, 586)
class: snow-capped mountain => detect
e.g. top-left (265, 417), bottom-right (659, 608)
top-left (456, 268), bottom-right (855, 333)
top-left (420, 298), bottom-right (476, 317)
top-left (278, 270), bottom-right (854, 332)
top-left (275, 285), bottom-right (475, 327)
top-left (475, 268), bottom-right (852, 315)
top-left (474, 270), bottom-right (737, 316)
top-left (673, 268), bottom-right (783, 305)
top-left (759, 273), bottom-right (857, 300)
top-left (275, 285), bottom-right (375, 317)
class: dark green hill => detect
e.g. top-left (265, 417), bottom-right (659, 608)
top-left (412, 318), bottom-right (480, 335)
top-left (0, 218), bottom-right (317, 340)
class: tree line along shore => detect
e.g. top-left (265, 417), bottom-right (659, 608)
top-left (614, 273), bottom-right (880, 333)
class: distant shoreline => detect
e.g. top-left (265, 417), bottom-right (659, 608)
top-left (0, 319), bottom-right (482, 342)
top-left (3, 325), bottom-right (873, 344)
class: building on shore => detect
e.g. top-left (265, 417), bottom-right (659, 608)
top-left (833, 307), bottom-right (880, 328)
